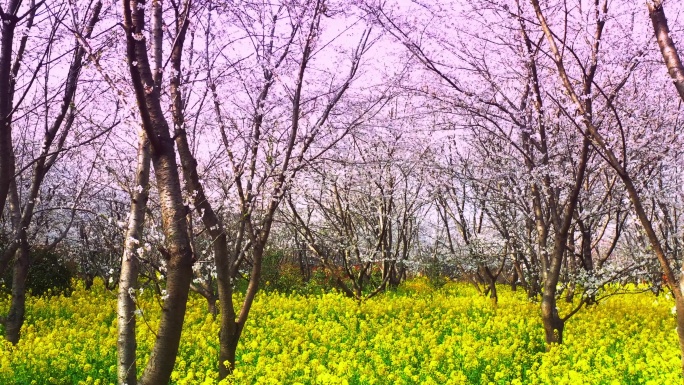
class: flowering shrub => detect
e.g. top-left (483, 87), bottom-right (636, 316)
top-left (0, 279), bottom-right (680, 384)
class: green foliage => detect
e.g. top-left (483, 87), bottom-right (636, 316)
top-left (306, 268), bottom-right (336, 294)
top-left (424, 258), bottom-right (448, 289)
top-left (258, 249), bottom-right (336, 295)
top-left (270, 263), bottom-right (307, 294)
top-left (259, 249), bottom-right (285, 291)
top-left (2, 248), bottom-right (73, 296)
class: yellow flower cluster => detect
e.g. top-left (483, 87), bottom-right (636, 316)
top-left (0, 279), bottom-right (680, 384)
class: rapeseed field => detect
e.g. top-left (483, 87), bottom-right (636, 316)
top-left (0, 279), bottom-right (680, 384)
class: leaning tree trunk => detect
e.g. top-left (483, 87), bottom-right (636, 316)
top-left (2, 0), bottom-right (100, 345)
top-left (172, 53), bottom-right (234, 379)
top-left (222, 241), bottom-right (265, 374)
top-left (648, 1), bottom-right (684, 378)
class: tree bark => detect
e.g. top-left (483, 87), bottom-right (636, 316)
top-left (171, 21), bottom-right (235, 377)
top-left (648, 0), bottom-right (684, 101)
top-left (530, 0), bottom-right (684, 371)
top-left (137, 148), bottom-right (194, 385)
top-left (0, 2), bottom-right (100, 344)
top-left (0, 0), bottom-right (21, 217)
top-left (5, 238), bottom-right (28, 344)
top-left (541, 284), bottom-right (564, 345)
top-left (117, 131), bottom-right (150, 385)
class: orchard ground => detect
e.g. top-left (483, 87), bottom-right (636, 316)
top-left (0, 279), bottom-right (680, 385)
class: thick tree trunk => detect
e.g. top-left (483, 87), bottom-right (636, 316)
top-left (117, 131), bottom-right (150, 385)
top-left (540, 232), bottom-right (572, 348)
top-left (137, 146), bottom-right (194, 385)
top-left (389, 264), bottom-right (402, 289)
top-left (5, 239), bottom-right (29, 344)
top-left (541, 237), bottom-right (568, 345)
top-left (489, 280), bottom-right (498, 305)
top-left (541, 288), bottom-right (564, 345)
top-left (0, 0), bottom-right (21, 217)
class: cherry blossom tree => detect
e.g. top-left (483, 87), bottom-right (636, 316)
top-left (285, 124), bottom-right (429, 299)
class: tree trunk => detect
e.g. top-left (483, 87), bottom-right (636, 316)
top-left (190, 282), bottom-right (219, 319)
top-left (389, 263), bottom-right (402, 289)
top-left (526, 250), bottom-right (542, 299)
top-left (2, 0), bottom-right (100, 344)
top-left (117, 131), bottom-right (150, 385)
top-left (541, 288), bottom-right (564, 345)
top-left (0, 0), bottom-right (21, 217)
top-left (220, 318), bottom-right (242, 375)
top-left (84, 274), bottom-right (94, 290)
top-left (173, 85), bottom-right (234, 379)
top-left (648, 0), bottom-right (684, 101)
top-left (5, 239), bottom-right (29, 344)
top-left (565, 234), bottom-right (576, 303)
top-left (647, 2), bottom-right (684, 377)
top-left (511, 267), bottom-right (518, 291)
top-left (137, 147), bottom-right (194, 385)
top-left (621, 174), bottom-right (684, 378)
top-left (489, 279), bottom-right (498, 305)
top-left (207, 297), bottom-right (217, 319)
top-left (220, 242), bottom-right (265, 377)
